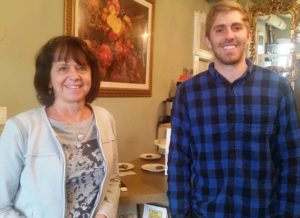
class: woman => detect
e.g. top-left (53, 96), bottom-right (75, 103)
top-left (0, 36), bottom-right (120, 218)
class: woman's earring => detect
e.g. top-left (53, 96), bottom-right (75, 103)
top-left (48, 87), bottom-right (53, 95)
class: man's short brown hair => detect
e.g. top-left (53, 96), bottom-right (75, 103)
top-left (205, 0), bottom-right (250, 39)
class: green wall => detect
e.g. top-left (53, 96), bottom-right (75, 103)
top-left (0, 0), bottom-right (210, 161)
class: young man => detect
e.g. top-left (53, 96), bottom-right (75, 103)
top-left (167, 1), bottom-right (300, 217)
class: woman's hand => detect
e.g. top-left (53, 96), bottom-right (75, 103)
top-left (95, 214), bottom-right (107, 218)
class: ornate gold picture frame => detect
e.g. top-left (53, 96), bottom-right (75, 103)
top-left (248, 0), bottom-right (300, 86)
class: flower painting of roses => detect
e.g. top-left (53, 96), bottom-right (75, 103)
top-left (64, 0), bottom-right (155, 96)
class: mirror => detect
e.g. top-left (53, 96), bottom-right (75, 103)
top-left (249, 0), bottom-right (300, 87)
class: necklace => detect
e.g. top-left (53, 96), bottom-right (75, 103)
top-left (77, 133), bottom-right (85, 141)
top-left (69, 115), bottom-right (94, 148)
top-left (47, 105), bottom-right (92, 124)
top-left (47, 106), bottom-right (94, 148)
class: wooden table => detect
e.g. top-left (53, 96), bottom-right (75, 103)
top-left (119, 156), bottom-right (168, 206)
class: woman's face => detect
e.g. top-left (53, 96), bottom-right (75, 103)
top-left (49, 58), bottom-right (92, 106)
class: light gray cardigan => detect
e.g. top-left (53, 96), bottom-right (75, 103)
top-left (0, 105), bottom-right (120, 218)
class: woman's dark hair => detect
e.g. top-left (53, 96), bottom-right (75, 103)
top-left (34, 35), bottom-right (100, 106)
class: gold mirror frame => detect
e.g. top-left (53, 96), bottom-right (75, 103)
top-left (249, 0), bottom-right (300, 87)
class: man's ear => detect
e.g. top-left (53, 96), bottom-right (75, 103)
top-left (205, 36), bottom-right (212, 49)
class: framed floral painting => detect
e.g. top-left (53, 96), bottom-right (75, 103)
top-left (64, 0), bottom-right (155, 96)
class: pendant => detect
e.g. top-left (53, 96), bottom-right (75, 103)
top-left (77, 133), bottom-right (84, 141)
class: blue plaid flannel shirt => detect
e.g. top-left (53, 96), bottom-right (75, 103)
top-left (167, 59), bottom-right (300, 218)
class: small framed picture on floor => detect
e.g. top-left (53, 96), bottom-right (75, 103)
top-left (142, 204), bottom-right (169, 218)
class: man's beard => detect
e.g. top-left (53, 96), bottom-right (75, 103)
top-left (211, 44), bottom-right (246, 65)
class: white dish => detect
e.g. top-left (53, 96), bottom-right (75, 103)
top-left (139, 153), bottom-right (162, 160)
top-left (118, 163), bottom-right (134, 171)
top-left (141, 164), bottom-right (165, 172)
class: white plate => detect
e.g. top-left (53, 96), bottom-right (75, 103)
top-left (139, 153), bottom-right (162, 160)
top-left (141, 164), bottom-right (165, 172)
top-left (118, 163), bottom-right (134, 171)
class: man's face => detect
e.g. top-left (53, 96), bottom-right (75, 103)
top-left (206, 10), bottom-right (251, 65)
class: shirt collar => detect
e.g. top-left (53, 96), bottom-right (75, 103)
top-left (208, 58), bottom-right (254, 81)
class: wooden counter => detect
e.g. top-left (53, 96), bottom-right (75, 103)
top-left (119, 156), bottom-right (168, 206)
